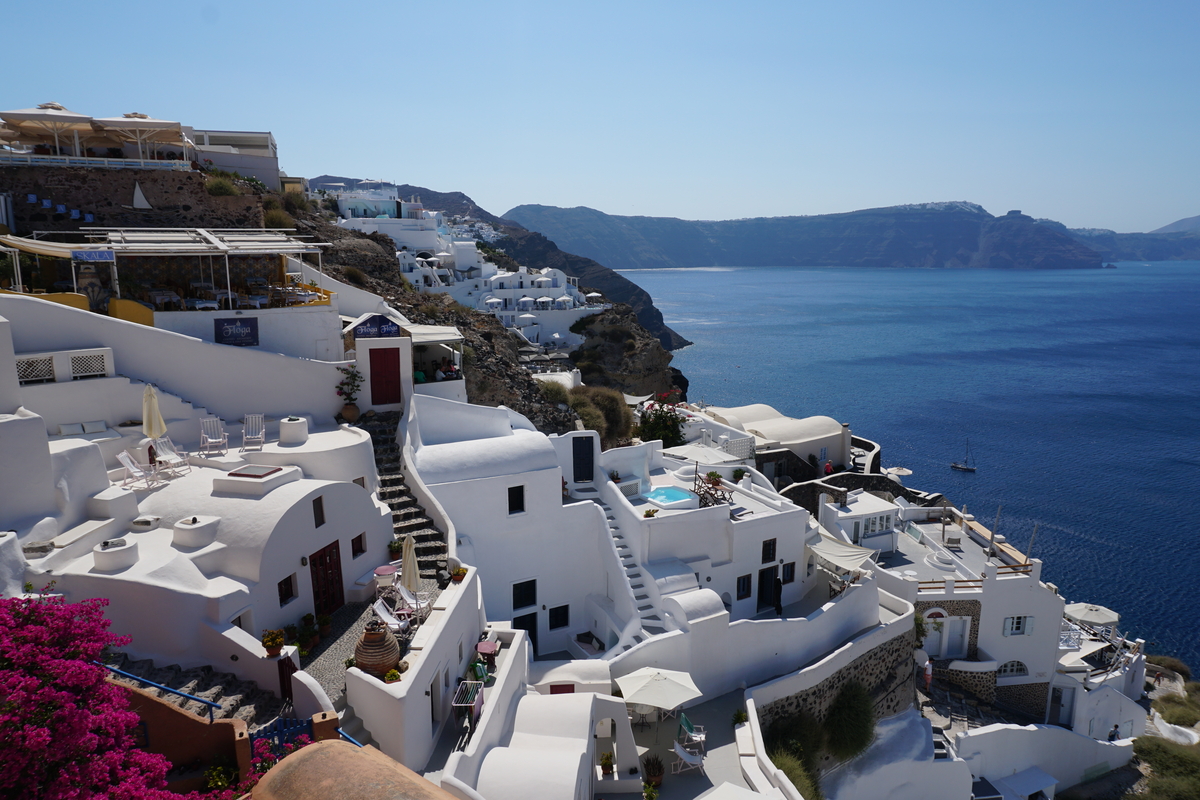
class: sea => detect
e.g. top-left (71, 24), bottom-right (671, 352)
top-left (620, 262), bottom-right (1200, 668)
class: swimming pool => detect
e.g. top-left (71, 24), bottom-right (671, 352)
top-left (645, 486), bottom-right (700, 510)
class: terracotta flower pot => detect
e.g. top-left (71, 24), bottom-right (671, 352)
top-left (354, 621), bottom-right (400, 677)
top-left (265, 645), bottom-right (282, 658)
top-left (341, 403), bottom-right (361, 423)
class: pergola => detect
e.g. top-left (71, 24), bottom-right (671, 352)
top-left (0, 228), bottom-right (329, 304)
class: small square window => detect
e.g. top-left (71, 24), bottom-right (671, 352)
top-left (312, 496), bottom-right (325, 528)
top-left (278, 573), bottom-right (297, 606)
top-left (736, 574), bottom-right (752, 600)
top-left (762, 539), bottom-right (777, 564)
top-left (513, 579), bottom-right (537, 611)
top-left (549, 604), bottom-right (569, 630)
top-left (782, 562), bottom-right (796, 584)
top-left (508, 485), bottom-right (525, 515)
top-left (351, 533), bottom-right (366, 558)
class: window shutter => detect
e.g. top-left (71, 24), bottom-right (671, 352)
top-left (1002, 617), bottom-right (1012, 637)
top-left (1025, 617), bottom-right (1034, 636)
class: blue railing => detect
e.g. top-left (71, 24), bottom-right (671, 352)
top-left (97, 662), bottom-right (221, 723)
top-left (337, 728), bottom-right (365, 747)
top-left (250, 716), bottom-right (313, 748)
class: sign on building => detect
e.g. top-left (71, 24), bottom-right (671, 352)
top-left (215, 317), bottom-right (259, 347)
top-left (352, 315), bottom-right (401, 339)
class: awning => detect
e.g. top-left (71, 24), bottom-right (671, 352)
top-left (807, 533), bottom-right (876, 574)
top-left (0, 234), bottom-right (81, 259)
top-left (401, 324), bottom-right (463, 345)
top-left (997, 766), bottom-right (1056, 798)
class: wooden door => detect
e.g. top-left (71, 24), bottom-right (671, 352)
top-left (572, 436), bottom-right (594, 483)
top-left (369, 347), bottom-right (402, 406)
top-left (309, 540), bottom-right (344, 616)
top-left (757, 566), bottom-right (778, 612)
top-left (513, 612), bottom-right (538, 655)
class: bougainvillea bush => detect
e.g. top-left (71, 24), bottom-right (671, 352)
top-left (0, 594), bottom-right (176, 799)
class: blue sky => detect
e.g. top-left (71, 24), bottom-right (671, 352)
top-left (3, 1), bottom-right (1196, 231)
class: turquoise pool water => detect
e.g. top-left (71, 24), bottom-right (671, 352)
top-left (645, 486), bottom-right (696, 504)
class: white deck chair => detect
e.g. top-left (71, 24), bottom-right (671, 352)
top-left (241, 413), bottom-right (265, 451)
top-left (117, 450), bottom-right (160, 489)
top-left (671, 740), bottom-right (705, 775)
top-left (151, 436), bottom-right (192, 476)
top-left (396, 584), bottom-right (432, 622)
top-left (199, 416), bottom-right (228, 455)
top-left (372, 599), bottom-right (410, 634)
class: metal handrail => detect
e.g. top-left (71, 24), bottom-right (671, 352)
top-left (96, 661), bottom-right (221, 723)
top-left (337, 728), bottom-right (365, 747)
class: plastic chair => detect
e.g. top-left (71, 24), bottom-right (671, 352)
top-left (241, 413), bottom-right (265, 451)
top-left (199, 417), bottom-right (228, 455)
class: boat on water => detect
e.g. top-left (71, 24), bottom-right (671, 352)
top-left (951, 439), bottom-right (976, 472)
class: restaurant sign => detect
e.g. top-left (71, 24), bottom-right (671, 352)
top-left (352, 314), bottom-right (401, 339)
top-left (214, 317), bottom-right (259, 347)
top-left (70, 250), bottom-right (116, 262)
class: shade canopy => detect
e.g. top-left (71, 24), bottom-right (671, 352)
top-left (91, 113), bottom-right (187, 159)
top-left (807, 533), bottom-right (876, 574)
top-left (0, 102), bottom-right (94, 153)
top-left (1064, 602), bottom-right (1120, 627)
top-left (614, 667), bottom-right (701, 710)
top-left (142, 385), bottom-right (168, 439)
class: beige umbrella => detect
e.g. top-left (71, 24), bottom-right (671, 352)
top-left (0, 102), bottom-right (94, 155)
top-left (615, 667), bottom-right (702, 711)
top-left (91, 112), bottom-right (186, 160)
top-left (400, 534), bottom-right (420, 593)
top-left (1065, 602), bottom-right (1120, 628)
top-left (142, 385), bottom-right (168, 440)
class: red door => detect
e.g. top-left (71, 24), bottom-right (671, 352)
top-left (369, 347), bottom-right (402, 406)
top-left (309, 540), bottom-right (344, 616)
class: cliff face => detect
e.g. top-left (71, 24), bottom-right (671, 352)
top-left (503, 202), bottom-right (1103, 271)
top-left (568, 305), bottom-right (688, 399)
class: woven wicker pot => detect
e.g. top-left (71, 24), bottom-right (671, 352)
top-left (354, 620), bottom-right (399, 678)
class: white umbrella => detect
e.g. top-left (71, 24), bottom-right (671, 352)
top-left (518, 313), bottom-right (538, 320)
top-left (536, 296), bottom-right (553, 303)
top-left (142, 385), bottom-right (167, 440)
top-left (614, 667), bottom-right (702, 711)
top-left (401, 534), bottom-right (420, 593)
top-left (91, 112), bottom-right (185, 160)
top-left (0, 102), bottom-right (94, 155)
top-left (884, 467), bottom-right (913, 477)
top-left (586, 292), bottom-right (603, 298)
top-left (1065, 602), bottom-right (1120, 627)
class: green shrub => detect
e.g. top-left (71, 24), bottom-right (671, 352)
top-left (732, 708), bottom-right (749, 726)
top-left (283, 191), bottom-right (311, 214)
top-left (570, 313), bottom-right (601, 335)
top-left (573, 403), bottom-right (607, 440)
top-left (572, 386), bottom-right (632, 445)
top-left (1140, 774), bottom-right (1200, 800)
top-left (343, 266), bottom-right (367, 286)
top-left (637, 403), bottom-right (685, 448)
top-left (1148, 656), bottom-right (1192, 682)
top-left (263, 208), bottom-right (294, 229)
top-left (765, 710), bottom-right (824, 773)
top-left (1154, 693), bottom-right (1200, 727)
top-left (261, 196), bottom-right (282, 211)
top-left (767, 748), bottom-right (823, 800)
top-left (823, 682), bottom-right (875, 760)
top-left (206, 177), bottom-right (238, 196)
top-left (1133, 736), bottom-right (1200, 780)
top-left (539, 381), bottom-right (569, 405)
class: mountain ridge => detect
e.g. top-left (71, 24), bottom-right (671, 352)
top-left (502, 202), bottom-right (1102, 271)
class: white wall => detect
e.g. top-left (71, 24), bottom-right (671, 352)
top-left (1072, 684), bottom-right (1147, 740)
top-left (0, 410), bottom-right (57, 530)
top-left (194, 148), bottom-right (280, 190)
top-left (954, 722), bottom-right (1133, 791)
top-left (354, 337), bottom-right (413, 414)
top-left (155, 305), bottom-right (345, 362)
top-left (0, 316), bottom-right (22, 413)
top-left (974, 567), bottom-right (1064, 684)
top-left (0, 294), bottom-right (345, 423)
top-left (345, 568), bottom-right (490, 770)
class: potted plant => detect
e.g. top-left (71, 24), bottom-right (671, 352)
top-left (383, 668), bottom-right (402, 684)
top-left (299, 624), bottom-right (319, 650)
top-left (302, 612), bottom-right (316, 628)
top-left (451, 567), bottom-right (468, 583)
top-left (600, 751), bottom-right (614, 775)
top-left (388, 538), bottom-right (403, 557)
top-left (732, 708), bottom-right (749, 727)
top-left (317, 614), bottom-right (332, 637)
top-left (283, 623), bottom-right (299, 644)
top-left (643, 781), bottom-right (659, 800)
top-left (261, 628), bottom-right (285, 658)
top-left (732, 468), bottom-right (747, 483)
top-left (609, 470), bottom-right (621, 483)
top-left (336, 364), bottom-right (364, 423)
top-left (643, 508), bottom-right (658, 518)
top-left (344, 657), bottom-right (356, 669)
top-left (641, 754), bottom-right (664, 787)
top-left (705, 470), bottom-right (723, 488)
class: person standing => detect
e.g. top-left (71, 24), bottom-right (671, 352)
top-left (923, 660), bottom-right (934, 693)
top-left (774, 576), bottom-right (784, 617)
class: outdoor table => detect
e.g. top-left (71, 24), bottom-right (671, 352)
top-left (186, 298), bottom-right (218, 310)
top-left (475, 640), bottom-right (499, 670)
top-left (373, 564), bottom-right (397, 594)
top-left (631, 703), bottom-right (654, 730)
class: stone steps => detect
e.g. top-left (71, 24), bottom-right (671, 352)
top-left (106, 653), bottom-right (285, 731)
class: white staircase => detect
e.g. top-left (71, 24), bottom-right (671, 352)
top-left (596, 499), bottom-right (665, 654)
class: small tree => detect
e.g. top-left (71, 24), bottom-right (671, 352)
top-left (0, 595), bottom-right (178, 799)
top-left (637, 393), bottom-right (685, 448)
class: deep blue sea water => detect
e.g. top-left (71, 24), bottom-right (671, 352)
top-left (621, 263), bottom-right (1200, 668)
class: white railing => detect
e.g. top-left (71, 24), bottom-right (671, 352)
top-left (1060, 620), bottom-right (1083, 650)
top-left (0, 152), bottom-right (192, 171)
top-left (720, 435), bottom-right (756, 460)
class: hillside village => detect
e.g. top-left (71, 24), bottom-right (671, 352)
top-left (0, 104), bottom-right (1183, 800)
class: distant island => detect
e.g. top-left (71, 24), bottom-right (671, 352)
top-left (503, 202), bottom-right (1108, 271)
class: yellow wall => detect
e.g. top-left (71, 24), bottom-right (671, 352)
top-left (108, 297), bottom-right (155, 327)
top-left (0, 289), bottom-right (90, 310)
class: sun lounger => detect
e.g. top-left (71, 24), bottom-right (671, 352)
top-left (372, 599), bottom-right (410, 634)
top-left (151, 436), bottom-right (191, 476)
top-left (117, 450), bottom-right (161, 489)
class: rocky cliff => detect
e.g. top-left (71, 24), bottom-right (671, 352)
top-left (502, 201), bottom-right (1103, 271)
top-left (567, 305), bottom-right (688, 399)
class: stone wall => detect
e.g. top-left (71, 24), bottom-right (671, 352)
top-left (0, 166), bottom-right (263, 234)
top-left (938, 663), bottom-right (997, 702)
top-left (995, 681), bottom-right (1050, 719)
top-left (758, 627), bottom-right (916, 729)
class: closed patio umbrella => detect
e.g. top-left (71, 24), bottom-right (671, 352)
top-left (142, 385), bottom-right (168, 440)
top-left (400, 534), bottom-right (420, 593)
